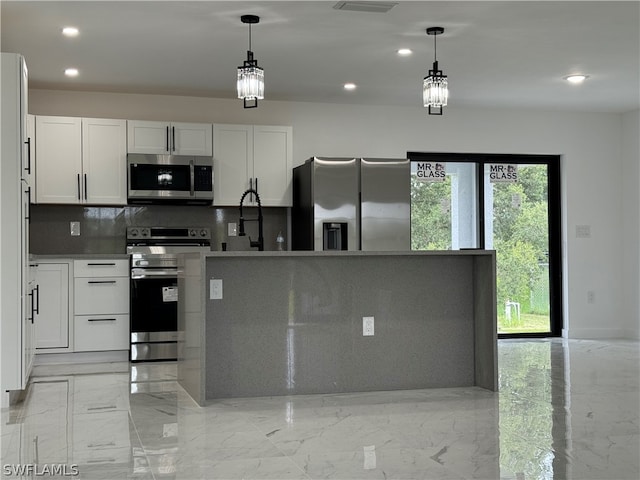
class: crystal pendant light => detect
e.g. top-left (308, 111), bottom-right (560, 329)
top-left (237, 15), bottom-right (264, 109)
top-left (423, 27), bottom-right (448, 115)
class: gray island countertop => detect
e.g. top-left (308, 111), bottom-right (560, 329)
top-left (178, 250), bottom-right (497, 406)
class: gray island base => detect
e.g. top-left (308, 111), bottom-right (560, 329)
top-left (178, 250), bottom-right (497, 406)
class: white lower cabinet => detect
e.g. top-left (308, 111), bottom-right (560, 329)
top-left (73, 259), bottom-right (129, 352)
top-left (34, 263), bottom-right (70, 350)
top-left (33, 258), bottom-right (129, 355)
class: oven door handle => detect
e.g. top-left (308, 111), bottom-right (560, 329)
top-left (131, 269), bottom-right (178, 279)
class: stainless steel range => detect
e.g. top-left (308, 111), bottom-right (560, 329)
top-left (126, 226), bottom-right (211, 362)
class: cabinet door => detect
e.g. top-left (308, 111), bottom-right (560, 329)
top-left (35, 116), bottom-right (82, 204)
top-left (213, 124), bottom-right (252, 206)
top-left (172, 122), bottom-right (212, 156)
top-left (24, 269), bottom-right (36, 382)
top-left (82, 118), bottom-right (127, 205)
top-left (253, 125), bottom-right (293, 206)
top-left (34, 263), bottom-right (70, 350)
top-left (127, 120), bottom-right (169, 154)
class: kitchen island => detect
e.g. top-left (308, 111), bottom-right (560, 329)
top-left (177, 250), bottom-right (497, 406)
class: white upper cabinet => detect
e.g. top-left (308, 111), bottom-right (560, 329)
top-left (127, 120), bottom-right (212, 156)
top-left (253, 125), bottom-right (293, 206)
top-left (213, 124), bottom-right (252, 206)
top-left (213, 124), bottom-right (293, 207)
top-left (35, 116), bottom-right (82, 204)
top-left (82, 118), bottom-right (127, 204)
top-left (35, 116), bottom-right (127, 205)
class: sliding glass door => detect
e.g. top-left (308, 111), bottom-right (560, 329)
top-left (409, 153), bottom-right (562, 338)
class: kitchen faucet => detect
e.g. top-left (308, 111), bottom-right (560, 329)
top-left (238, 188), bottom-right (264, 251)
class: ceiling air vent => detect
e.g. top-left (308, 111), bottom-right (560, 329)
top-left (333, 1), bottom-right (398, 13)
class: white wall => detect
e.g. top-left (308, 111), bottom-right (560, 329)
top-left (29, 89), bottom-right (634, 339)
top-left (621, 110), bottom-right (640, 339)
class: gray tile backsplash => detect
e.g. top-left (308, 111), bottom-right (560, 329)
top-left (30, 204), bottom-right (288, 254)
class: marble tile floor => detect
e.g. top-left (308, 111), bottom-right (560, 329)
top-left (1, 339), bottom-right (638, 480)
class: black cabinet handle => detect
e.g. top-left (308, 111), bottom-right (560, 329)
top-left (172, 126), bottom-right (176, 152)
top-left (25, 138), bottom-right (31, 174)
top-left (87, 280), bottom-right (117, 284)
top-left (88, 318), bottom-right (116, 322)
top-left (34, 285), bottom-right (40, 315)
top-left (28, 289), bottom-right (35, 323)
top-left (77, 174), bottom-right (81, 200)
top-left (25, 186), bottom-right (31, 221)
top-left (87, 263), bottom-right (116, 266)
top-left (166, 126), bottom-right (170, 152)
top-left (84, 174), bottom-right (87, 200)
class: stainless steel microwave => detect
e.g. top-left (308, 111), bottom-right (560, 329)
top-left (127, 154), bottom-right (213, 204)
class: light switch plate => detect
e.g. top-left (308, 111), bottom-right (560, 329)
top-left (70, 221), bottom-right (80, 236)
top-left (210, 279), bottom-right (223, 300)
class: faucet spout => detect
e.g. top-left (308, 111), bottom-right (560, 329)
top-left (238, 188), bottom-right (264, 251)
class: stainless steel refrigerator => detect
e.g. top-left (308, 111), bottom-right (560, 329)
top-left (292, 157), bottom-right (410, 251)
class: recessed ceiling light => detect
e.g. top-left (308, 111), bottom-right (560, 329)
top-left (397, 48), bottom-right (412, 56)
top-left (344, 83), bottom-right (357, 90)
top-left (62, 26), bottom-right (79, 37)
top-left (64, 68), bottom-right (79, 77)
top-left (564, 74), bottom-right (589, 84)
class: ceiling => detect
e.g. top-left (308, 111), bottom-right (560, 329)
top-left (2, 1), bottom-right (639, 113)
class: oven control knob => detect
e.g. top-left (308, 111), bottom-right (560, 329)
top-left (141, 229), bottom-right (149, 237)
top-left (200, 229), bottom-right (207, 237)
top-left (130, 228), bottom-right (138, 237)
top-left (189, 229), bottom-right (196, 237)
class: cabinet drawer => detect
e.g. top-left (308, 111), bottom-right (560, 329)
top-left (74, 314), bottom-right (129, 351)
top-left (74, 259), bottom-right (128, 278)
top-left (74, 277), bottom-right (129, 314)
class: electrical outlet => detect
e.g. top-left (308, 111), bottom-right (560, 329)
top-left (70, 221), bottom-right (80, 236)
top-left (228, 223), bottom-right (237, 237)
top-left (210, 279), bottom-right (223, 300)
top-left (363, 316), bottom-right (374, 336)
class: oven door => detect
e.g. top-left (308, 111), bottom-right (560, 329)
top-left (130, 268), bottom-right (178, 361)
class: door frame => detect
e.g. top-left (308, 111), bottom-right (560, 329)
top-left (408, 151), bottom-right (563, 338)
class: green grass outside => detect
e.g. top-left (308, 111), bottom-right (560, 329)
top-left (498, 312), bottom-right (551, 334)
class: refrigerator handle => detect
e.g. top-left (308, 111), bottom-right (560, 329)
top-left (358, 191), bottom-right (362, 250)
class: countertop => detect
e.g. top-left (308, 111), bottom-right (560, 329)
top-left (204, 249), bottom-right (494, 258)
top-left (30, 253), bottom-right (130, 261)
